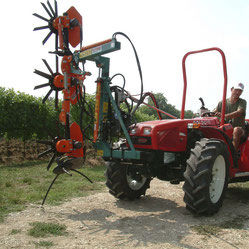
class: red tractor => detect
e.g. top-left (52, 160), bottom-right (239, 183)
top-left (33, 2), bottom-right (249, 215)
top-left (105, 47), bottom-right (249, 215)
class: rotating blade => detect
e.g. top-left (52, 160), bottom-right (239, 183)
top-left (47, 0), bottom-right (55, 17)
top-left (62, 167), bottom-right (72, 176)
top-left (55, 33), bottom-right (59, 74)
top-left (42, 30), bottom-right (53, 45)
top-left (42, 89), bottom-right (53, 103)
top-left (33, 25), bottom-right (49, 31)
top-left (55, 90), bottom-right (58, 109)
top-left (47, 153), bottom-right (56, 171)
top-left (54, 0), bottom-right (58, 17)
top-left (41, 2), bottom-right (53, 18)
top-left (42, 174), bottom-right (59, 205)
top-left (34, 83), bottom-right (50, 90)
top-left (42, 59), bottom-right (53, 75)
top-left (71, 169), bottom-right (93, 183)
top-left (33, 13), bottom-right (49, 22)
top-left (56, 55), bottom-right (59, 73)
top-left (38, 148), bottom-right (54, 158)
top-left (34, 69), bottom-right (51, 80)
top-left (55, 33), bottom-right (58, 51)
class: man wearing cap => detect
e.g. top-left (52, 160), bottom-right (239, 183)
top-left (214, 83), bottom-right (247, 151)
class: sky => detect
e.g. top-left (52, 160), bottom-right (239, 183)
top-left (1, 0), bottom-right (249, 117)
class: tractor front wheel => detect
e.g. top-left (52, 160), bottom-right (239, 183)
top-left (183, 138), bottom-right (229, 215)
top-left (105, 162), bottom-right (151, 200)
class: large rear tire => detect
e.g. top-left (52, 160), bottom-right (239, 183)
top-left (105, 162), bottom-right (151, 200)
top-left (183, 138), bottom-right (229, 215)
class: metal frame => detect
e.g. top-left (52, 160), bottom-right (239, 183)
top-left (73, 38), bottom-right (141, 160)
top-left (181, 47), bottom-right (228, 126)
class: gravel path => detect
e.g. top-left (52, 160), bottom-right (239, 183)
top-left (1, 179), bottom-right (249, 249)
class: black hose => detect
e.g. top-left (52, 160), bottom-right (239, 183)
top-left (112, 32), bottom-right (143, 116)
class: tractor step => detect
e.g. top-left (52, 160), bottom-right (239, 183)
top-left (235, 172), bottom-right (249, 177)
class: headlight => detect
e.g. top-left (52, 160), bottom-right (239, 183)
top-left (130, 128), bottom-right (137, 134)
top-left (143, 127), bottom-right (152, 135)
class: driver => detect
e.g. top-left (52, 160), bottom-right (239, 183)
top-left (214, 82), bottom-right (247, 151)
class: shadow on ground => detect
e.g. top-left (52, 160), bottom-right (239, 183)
top-left (67, 196), bottom-right (197, 248)
top-left (226, 185), bottom-right (249, 204)
top-left (50, 183), bottom-right (249, 248)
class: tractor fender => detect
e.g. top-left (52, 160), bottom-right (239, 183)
top-left (199, 127), bottom-right (237, 169)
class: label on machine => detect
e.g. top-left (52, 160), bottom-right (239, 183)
top-left (79, 41), bottom-right (119, 60)
top-left (92, 46), bottom-right (102, 54)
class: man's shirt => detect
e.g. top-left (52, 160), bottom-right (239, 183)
top-left (216, 98), bottom-right (247, 128)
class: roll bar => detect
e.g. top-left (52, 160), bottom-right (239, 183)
top-left (181, 47), bottom-right (228, 126)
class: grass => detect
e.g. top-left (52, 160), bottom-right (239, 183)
top-left (219, 215), bottom-right (249, 230)
top-left (33, 241), bottom-right (54, 248)
top-left (28, 222), bottom-right (67, 238)
top-left (10, 228), bottom-right (22, 235)
top-left (227, 182), bottom-right (249, 204)
top-left (191, 182), bottom-right (249, 237)
top-left (0, 160), bottom-right (106, 222)
top-left (192, 215), bottom-right (249, 236)
top-left (191, 224), bottom-right (222, 236)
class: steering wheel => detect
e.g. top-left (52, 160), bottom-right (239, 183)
top-left (201, 111), bottom-right (216, 117)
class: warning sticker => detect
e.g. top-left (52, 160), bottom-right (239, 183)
top-left (92, 45), bottom-right (102, 54)
top-left (103, 102), bottom-right (108, 113)
top-left (97, 150), bottom-right (104, 156)
top-left (79, 49), bottom-right (92, 58)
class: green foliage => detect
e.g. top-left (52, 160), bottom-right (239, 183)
top-left (0, 87), bottom-right (60, 140)
top-left (139, 92), bottom-right (194, 119)
top-left (138, 92), bottom-right (179, 119)
top-left (0, 87), bottom-right (194, 142)
top-left (134, 109), bottom-right (157, 122)
top-left (70, 93), bottom-right (95, 139)
top-left (184, 109), bottom-right (195, 119)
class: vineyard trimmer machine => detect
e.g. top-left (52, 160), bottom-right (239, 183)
top-left (33, 1), bottom-right (165, 204)
top-left (34, 1), bottom-right (249, 215)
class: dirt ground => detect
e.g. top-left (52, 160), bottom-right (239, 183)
top-left (1, 179), bottom-right (249, 249)
top-left (0, 139), bottom-right (101, 166)
top-left (0, 139), bottom-right (48, 164)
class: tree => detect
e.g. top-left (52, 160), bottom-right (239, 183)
top-left (138, 92), bottom-right (194, 119)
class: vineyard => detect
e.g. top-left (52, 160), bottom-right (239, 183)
top-left (0, 139), bottom-right (47, 164)
top-left (0, 87), bottom-right (193, 164)
top-left (0, 87), bottom-right (94, 164)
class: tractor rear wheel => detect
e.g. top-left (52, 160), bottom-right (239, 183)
top-left (183, 138), bottom-right (229, 215)
top-left (105, 161), bottom-right (151, 200)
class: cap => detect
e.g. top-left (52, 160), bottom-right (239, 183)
top-left (233, 82), bottom-right (244, 91)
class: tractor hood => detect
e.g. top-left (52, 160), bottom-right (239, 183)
top-left (130, 117), bottom-right (220, 152)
